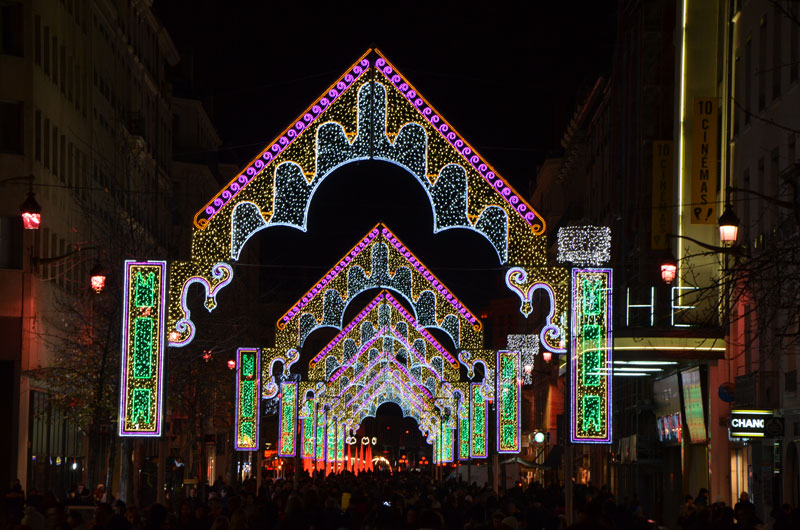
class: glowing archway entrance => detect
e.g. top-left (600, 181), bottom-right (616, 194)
top-left (118, 50), bottom-right (613, 456)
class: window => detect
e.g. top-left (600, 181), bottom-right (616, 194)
top-left (34, 15), bottom-right (40, 65)
top-left (0, 2), bottom-right (23, 57)
top-left (67, 142), bottom-right (73, 188)
top-left (43, 118), bottom-right (49, 168)
top-left (759, 16), bottom-right (766, 110)
top-left (43, 26), bottom-right (49, 75)
top-left (773, 6), bottom-right (781, 99)
top-left (745, 37), bottom-right (752, 124)
top-left (52, 35), bottom-right (57, 84)
top-left (0, 216), bottom-right (22, 269)
top-left (35, 109), bottom-right (41, 161)
top-left (52, 126), bottom-right (58, 177)
top-left (59, 44), bottom-right (65, 93)
top-left (59, 135), bottom-right (65, 182)
top-left (0, 101), bottom-right (23, 154)
top-left (792, 3), bottom-right (799, 81)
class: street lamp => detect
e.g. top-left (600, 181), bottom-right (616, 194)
top-left (89, 263), bottom-right (108, 293)
top-left (718, 204), bottom-right (740, 245)
top-left (660, 255), bottom-right (677, 284)
top-left (20, 191), bottom-right (41, 230)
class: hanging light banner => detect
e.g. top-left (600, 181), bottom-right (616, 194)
top-left (337, 423), bottom-right (345, 468)
top-left (315, 408), bottom-right (326, 463)
top-left (278, 381), bottom-right (297, 456)
top-left (571, 268), bottom-right (613, 444)
top-left (441, 427), bottom-right (454, 463)
top-left (235, 348), bottom-right (260, 451)
top-left (470, 383), bottom-right (488, 458)
top-left (300, 399), bottom-right (315, 459)
top-left (497, 350), bottom-right (521, 453)
top-left (458, 408), bottom-right (470, 461)
top-left (119, 261), bottom-right (167, 437)
top-left (326, 416), bottom-right (336, 462)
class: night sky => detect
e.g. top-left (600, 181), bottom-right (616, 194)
top-left (156, 2), bottom-right (618, 346)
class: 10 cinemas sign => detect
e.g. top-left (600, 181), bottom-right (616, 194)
top-left (730, 410), bottom-right (784, 438)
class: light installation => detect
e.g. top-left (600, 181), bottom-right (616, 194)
top-left (470, 383), bottom-right (488, 458)
top-left (116, 50), bottom-right (611, 459)
top-left (571, 268), bottom-right (613, 444)
top-left (163, 48), bottom-right (568, 353)
top-left (300, 398), bottom-right (315, 459)
top-left (235, 348), bottom-right (260, 450)
top-left (507, 334), bottom-right (539, 384)
top-left (119, 261), bottom-right (167, 437)
top-left (497, 350), bottom-right (521, 453)
top-left (278, 381), bottom-right (297, 456)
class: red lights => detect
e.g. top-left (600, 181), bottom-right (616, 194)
top-left (543, 351), bottom-right (552, 362)
top-left (168, 330), bottom-right (180, 342)
top-left (660, 263), bottom-right (677, 284)
top-left (227, 359), bottom-right (236, 370)
top-left (20, 191), bottom-right (41, 230)
top-left (89, 263), bottom-right (107, 293)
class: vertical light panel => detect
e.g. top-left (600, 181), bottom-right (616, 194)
top-left (458, 409), bottom-right (470, 461)
top-left (497, 350), bottom-right (521, 453)
top-left (442, 427), bottom-right (454, 463)
top-left (470, 383), bottom-right (488, 458)
top-left (326, 416), bottom-right (336, 462)
top-left (571, 268), bottom-right (613, 444)
top-left (235, 348), bottom-right (260, 451)
top-left (278, 381), bottom-right (297, 457)
top-left (119, 261), bottom-right (167, 437)
top-left (300, 399), bottom-right (315, 459)
top-left (336, 423), bottom-right (345, 468)
top-left (315, 408), bottom-right (326, 462)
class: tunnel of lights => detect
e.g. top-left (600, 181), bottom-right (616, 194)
top-left (117, 50), bottom-right (613, 465)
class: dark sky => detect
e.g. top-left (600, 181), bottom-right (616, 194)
top-left (156, 1), bottom-right (617, 192)
top-left (156, 2), bottom-right (618, 345)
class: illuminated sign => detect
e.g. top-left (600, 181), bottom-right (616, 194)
top-left (570, 268), bottom-right (612, 444)
top-left (730, 410), bottom-right (783, 438)
top-left (235, 348), bottom-right (260, 450)
top-left (119, 261), bottom-right (167, 437)
top-left (690, 97), bottom-right (719, 224)
top-left (681, 367), bottom-right (706, 443)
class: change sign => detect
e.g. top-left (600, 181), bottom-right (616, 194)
top-left (730, 410), bottom-right (783, 438)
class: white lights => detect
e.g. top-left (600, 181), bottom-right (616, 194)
top-left (507, 334), bottom-right (539, 384)
top-left (557, 226), bottom-right (611, 266)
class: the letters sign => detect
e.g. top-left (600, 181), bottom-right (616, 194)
top-left (690, 98), bottom-right (719, 224)
top-left (730, 410), bottom-right (783, 438)
top-left (652, 141), bottom-right (673, 249)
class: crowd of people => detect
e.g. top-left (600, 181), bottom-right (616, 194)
top-left (4, 472), bottom-right (800, 530)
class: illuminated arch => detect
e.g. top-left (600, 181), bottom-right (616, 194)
top-left (166, 49), bottom-right (565, 348)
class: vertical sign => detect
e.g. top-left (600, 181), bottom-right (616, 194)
top-left (278, 381), bottom-right (297, 456)
top-left (119, 261), bottom-right (167, 437)
top-left (441, 426), bottom-right (454, 463)
top-left (571, 269), bottom-right (613, 444)
top-left (497, 350), bottom-right (521, 453)
top-left (300, 399), bottom-right (315, 459)
top-left (235, 348), bottom-right (260, 450)
top-left (470, 383), bottom-right (488, 458)
top-left (458, 405), bottom-right (470, 461)
top-left (691, 98), bottom-right (719, 224)
top-left (326, 416), bottom-right (336, 463)
top-left (315, 408), bottom-right (326, 463)
top-left (336, 423), bottom-right (345, 470)
top-left (652, 141), bottom-right (673, 249)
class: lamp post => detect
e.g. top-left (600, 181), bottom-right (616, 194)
top-left (0, 175), bottom-right (41, 230)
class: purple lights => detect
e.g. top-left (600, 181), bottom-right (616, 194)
top-left (374, 54), bottom-right (544, 234)
top-left (194, 56), bottom-right (371, 229)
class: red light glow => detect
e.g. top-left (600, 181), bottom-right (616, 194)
top-left (22, 212), bottom-right (41, 230)
top-left (90, 274), bottom-right (106, 293)
top-left (227, 359), bottom-right (236, 370)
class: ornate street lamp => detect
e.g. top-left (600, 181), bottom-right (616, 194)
top-left (20, 191), bottom-right (41, 230)
top-left (89, 263), bottom-right (107, 293)
top-left (660, 255), bottom-right (677, 285)
top-left (718, 204), bottom-right (740, 245)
